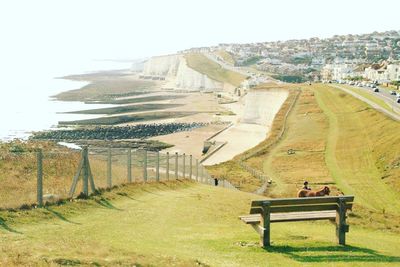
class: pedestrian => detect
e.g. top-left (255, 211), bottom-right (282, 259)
top-left (214, 176), bottom-right (219, 186)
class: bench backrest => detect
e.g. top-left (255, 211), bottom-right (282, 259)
top-left (250, 196), bottom-right (354, 214)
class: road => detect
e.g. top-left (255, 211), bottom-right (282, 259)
top-left (330, 84), bottom-right (400, 122)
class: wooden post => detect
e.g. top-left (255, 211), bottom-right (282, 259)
top-left (83, 146), bottom-right (89, 196)
top-left (87, 162), bottom-right (96, 193)
top-left (175, 152), bottom-right (178, 180)
top-left (196, 159), bottom-right (199, 181)
top-left (156, 151), bottom-right (160, 182)
top-left (69, 152), bottom-right (84, 197)
top-left (127, 148), bottom-right (132, 183)
top-left (143, 150), bottom-right (148, 182)
top-left (107, 146), bottom-right (112, 188)
top-left (36, 149), bottom-right (43, 207)
top-left (336, 197), bottom-right (348, 245)
top-left (261, 201), bottom-right (271, 247)
top-left (182, 153), bottom-right (186, 179)
top-left (166, 152), bottom-right (169, 181)
top-left (200, 166), bottom-right (204, 183)
top-left (189, 155), bottom-right (192, 179)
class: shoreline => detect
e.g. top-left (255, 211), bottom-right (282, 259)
top-left (3, 65), bottom-right (290, 170)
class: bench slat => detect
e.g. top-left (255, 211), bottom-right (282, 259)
top-left (271, 210), bottom-right (336, 222)
top-left (240, 210), bottom-right (337, 224)
top-left (251, 196), bottom-right (354, 207)
top-left (250, 203), bottom-right (352, 214)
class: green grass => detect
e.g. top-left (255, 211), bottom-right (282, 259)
top-left (185, 53), bottom-right (246, 87)
top-left (339, 85), bottom-right (393, 113)
top-left (241, 84), bottom-right (400, 231)
top-left (239, 56), bottom-right (263, 66)
top-left (313, 85), bottom-right (400, 214)
top-left (1, 181), bottom-right (400, 266)
top-left (214, 50), bottom-right (236, 65)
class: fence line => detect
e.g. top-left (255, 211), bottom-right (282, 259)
top-left (23, 146), bottom-right (237, 209)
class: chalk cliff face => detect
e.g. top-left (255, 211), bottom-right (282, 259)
top-left (142, 54), bottom-right (223, 90)
top-left (143, 55), bottom-right (181, 77)
top-left (175, 57), bottom-right (223, 90)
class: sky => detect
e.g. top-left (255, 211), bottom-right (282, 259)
top-left (1, 0), bottom-right (400, 62)
top-left (0, 0), bottom-right (399, 139)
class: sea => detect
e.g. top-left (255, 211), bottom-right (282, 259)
top-left (0, 58), bottom-right (132, 141)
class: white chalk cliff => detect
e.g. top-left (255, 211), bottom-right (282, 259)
top-left (142, 54), bottom-right (223, 90)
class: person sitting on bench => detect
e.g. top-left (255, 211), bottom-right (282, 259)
top-left (303, 181), bottom-right (311, 190)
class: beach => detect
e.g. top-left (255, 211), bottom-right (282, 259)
top-left (5, 64), bottom-right (289, 167)
top-left (150, 89), bottom-right (289, 164)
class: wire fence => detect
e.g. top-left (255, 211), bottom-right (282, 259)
top-left (0, 146), bottom-right (237, 209)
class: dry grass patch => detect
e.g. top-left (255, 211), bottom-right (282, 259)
top-left (255, 88), bottom-right (334, 197)
top-left (185, 53), bottom-right (246, 87)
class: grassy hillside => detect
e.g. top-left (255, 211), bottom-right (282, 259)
top-left (1, 181), bottom-right (400, 266)
top-left (313, 85), bottom-right (400, 213)
top-left (214, 50), bottom-right (236, 65)
top-left (240, 83), bottom-right (400, 232)
top-left (247, 88), bottom-right (334, 197)
top-left (340, 85), bottom-right (393, 113)
top-left (185, 53), bottom-right (246, 87)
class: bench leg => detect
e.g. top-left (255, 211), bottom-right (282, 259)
top-left (336, 198), bottom-right (347, 245)
top-left (261, 201), bottom-right (271, 247)
top-left (262, 225), bottom-right (270, 247)
top-left (336, 225), bottom-right (345, 245)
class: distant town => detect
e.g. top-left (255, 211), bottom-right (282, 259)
top-left (180, 30), bottom-right (400, 84)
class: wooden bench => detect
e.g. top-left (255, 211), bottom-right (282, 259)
top-left (239, 196), bottom-right (354, 247)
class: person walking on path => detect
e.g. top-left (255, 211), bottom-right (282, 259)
top-left (213, 176), bottom-right (219, 186)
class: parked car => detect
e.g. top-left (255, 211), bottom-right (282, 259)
top-left (390, 90), bottom-right (397, 95)
top-left (397, 97), bottom-right (400, 103)
top-left (374, 88), bottom-right (379, 92)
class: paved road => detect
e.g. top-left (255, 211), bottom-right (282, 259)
top-left (330, 84), bottom-right (400, 122)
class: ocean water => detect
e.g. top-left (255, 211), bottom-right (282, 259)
top-left (0, 59), bottom-right (132, 141)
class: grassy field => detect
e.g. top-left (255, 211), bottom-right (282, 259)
top-left (214, 50), bottom-right (236, 65)
top-left (339, 85), bottom-right (393, 113)
top-left (246, 88), bottom-right (334, 197)
top-left (1, 181), bottom-right (400, 266)
top-left (2, 82), bottom-right (400, 265)
top-left (313, 85), bottom-right (400, 212)
top-left (185, 53), bottom-right (246, 87)
top-left (238, 83), bottom-right (400, 232)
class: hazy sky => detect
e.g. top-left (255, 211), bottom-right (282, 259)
top-left (1, 0), bottom-right (400, 60)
